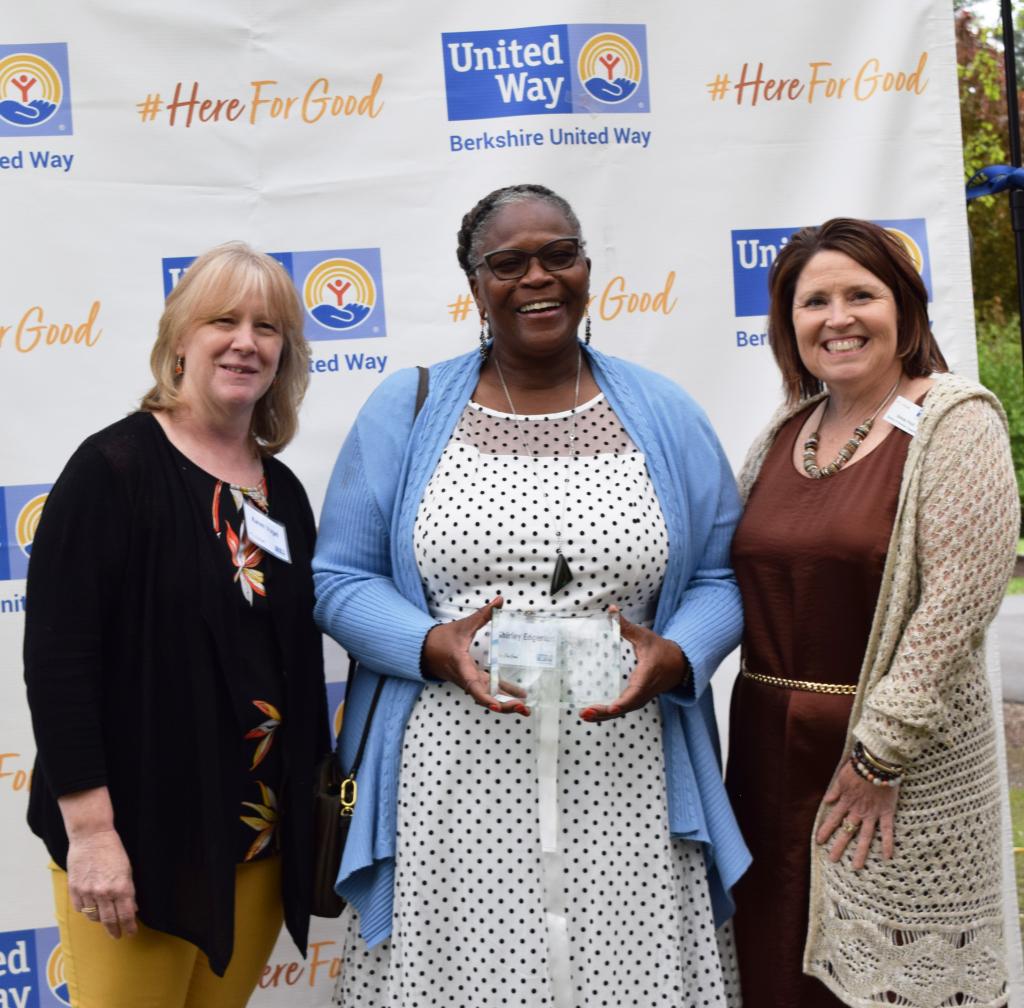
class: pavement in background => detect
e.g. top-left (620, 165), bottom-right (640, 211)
top-left (1000, 594), bottom-right (1024, 703)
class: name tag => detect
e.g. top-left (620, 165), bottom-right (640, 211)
top-left (883, 395), bottom-right (922, 437)
top-left (243, 500), bottom-right (291, 563)
top-left (493, 620), bottom-right (560, 669)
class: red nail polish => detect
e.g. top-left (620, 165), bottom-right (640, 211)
top-left (489, 704), bottom-right (500, 712)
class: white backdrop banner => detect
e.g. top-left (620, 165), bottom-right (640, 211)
top-left (0, 2), bottom-right (1013, 1006)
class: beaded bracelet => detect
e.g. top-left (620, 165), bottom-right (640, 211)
top-left (857, 741), bottom-right (904, 775)
top-left (850, 741), bottom-right (903, 788)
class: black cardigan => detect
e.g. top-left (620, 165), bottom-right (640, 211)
top-left (24, 411), bottom-right (328, 976)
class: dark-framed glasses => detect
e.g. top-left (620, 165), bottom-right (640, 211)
top-left (474, 237), bottom-right (581, 280)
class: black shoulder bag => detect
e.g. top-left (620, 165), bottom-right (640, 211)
top-left (311, 365), bottom-right (429, 918)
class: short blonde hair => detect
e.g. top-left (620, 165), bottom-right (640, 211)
top-left (141, 242), bottom-right (310, 455)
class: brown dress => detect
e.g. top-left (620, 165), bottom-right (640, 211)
top-left (726, 405), bottom-right (911, 1007)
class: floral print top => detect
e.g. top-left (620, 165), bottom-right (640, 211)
top-left (176, 448), bottom-right (286, 864)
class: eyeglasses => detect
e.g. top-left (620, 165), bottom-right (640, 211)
top-left (472, 237), bottom-right (582, 280)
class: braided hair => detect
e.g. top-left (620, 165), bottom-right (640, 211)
top-left (456, 184), bottom-right (585, 275)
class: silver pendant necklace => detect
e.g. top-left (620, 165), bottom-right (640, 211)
top-left (492, 349), bottom-right (581, 597)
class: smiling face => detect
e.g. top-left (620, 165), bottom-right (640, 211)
top-left (468, 198), bottom-right (590, 362)
top-left (176, 290), bottom-right (284, 424)
top-left (791, 249), bottom-right (903, 396)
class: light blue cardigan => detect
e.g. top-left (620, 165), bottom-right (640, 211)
top-left (313, 344), bottom-right (750, 946)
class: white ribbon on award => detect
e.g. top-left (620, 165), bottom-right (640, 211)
top-left (489, 610), bottom-right (622, 1006)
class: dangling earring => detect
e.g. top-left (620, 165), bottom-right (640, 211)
top-left (478, 316), bottom-right (490, 359)
top-left (174, 355), bottom-right (185, 376)
top-left (584, 309), bottom-right (592, 345)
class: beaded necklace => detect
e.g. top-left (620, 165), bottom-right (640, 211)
top-left (802, 378), bottom-right (900, 479)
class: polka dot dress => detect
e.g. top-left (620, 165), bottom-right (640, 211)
top-left (334, 395), bottom-right (740, 1008)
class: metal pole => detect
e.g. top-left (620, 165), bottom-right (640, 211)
top-left (999, 0), bottom-right (1024, 376)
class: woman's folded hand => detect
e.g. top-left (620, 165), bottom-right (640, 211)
top-left (423, 596), bottom-right (529, 715)
top-left (581, 608), bottom-right (690, 723)
top-left (816, 760), bottom-right (898, 870)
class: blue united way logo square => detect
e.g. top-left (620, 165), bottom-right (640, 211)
top-left (567, 24), bottom-right (650, 114)
top-left (161, 252), bottom-right (292, 298)
top-left (442, 24), bottom-right (649, 122)
top-left (442, 25), bottom-right (572, 121)
top-left (35, 926), bottom-right (70, 1007)
top-left (0, 484), bottom-right (51, 582)
top-left (292, 248), bottom-right (387, 342)
top-left (161, 250), bottom-right (384, 343)
top-left (730, 219), bottom-right (932, 318)
top-left (325, 679), bottom-right (347, 740)
top-left (0, 43), bottom-right (73, 138)
top-left (874, 218), bottom-right (933, 300)
top-left (731, 227), bottom-right (799, 318)
top-left (0, 925), bottom-right (70, 1007)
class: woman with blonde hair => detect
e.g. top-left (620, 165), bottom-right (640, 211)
top-left (25, 241), bottom-right (328, 1008)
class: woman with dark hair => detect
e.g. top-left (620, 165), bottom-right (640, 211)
top-left (726, 218), bottom-right (1018, 1007)
top-left (315, 184), bottom-right (749, 1007)
top-left (24, 242), bottom-right (328, 1007)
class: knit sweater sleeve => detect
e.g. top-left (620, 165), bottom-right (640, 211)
top-left (313, 378), bottom-right (436, 682)
top-left (854, 398), bottom-right (1019, 765)
top-left (660, 424), bottom-right (744, 702)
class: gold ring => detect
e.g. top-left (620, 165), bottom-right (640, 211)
top-left (841, 819), bottom-right (859, 835)
top-left (80, 905), bottom-right (98, 915)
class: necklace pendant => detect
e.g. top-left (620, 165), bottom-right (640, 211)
top-left (550, 552), bottom-right (573, 597)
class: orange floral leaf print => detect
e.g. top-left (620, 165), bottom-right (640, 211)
top-left (244, 700), bottom-right (281, 769)
top-left (241, 782), bottom-right (278, 862)
top-left (253, 700), bottom-right (282, 721)
top-left (250, 733), bottom-right (273, 770)
top-left (212, 481), bottom-right (223, 534)
top-left (242, 801), bottom-right (275, 818)
top-left (244, 831), bottom-right (273, 862)
top-left (225, 520), bottom-right (266, 605)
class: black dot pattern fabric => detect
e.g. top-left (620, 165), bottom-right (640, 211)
top-left (333, 395), bottom-right (740, 1007)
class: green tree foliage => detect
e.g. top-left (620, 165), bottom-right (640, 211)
top-left (956, 5), bottom-right (1024, 525)
top-left (956, 8), bottom-right (1015, 321)
top-left (978, 320), bottom-right (1024, 507)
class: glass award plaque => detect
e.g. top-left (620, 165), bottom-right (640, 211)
top-left (489, 609), bottom-right (621, 707)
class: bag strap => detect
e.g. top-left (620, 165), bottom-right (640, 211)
top-left (342, 658), bottom-right (385, 778)
top-left (414, 364), bottom-right (429, 418)
top-left (341, 364), bottom-right (430, 779)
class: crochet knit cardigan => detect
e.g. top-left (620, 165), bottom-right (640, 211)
top-left (736, 372), bottom-right (1019, 1008)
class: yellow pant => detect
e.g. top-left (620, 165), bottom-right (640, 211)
top-left (50, 856), bottom-right (284, 1008)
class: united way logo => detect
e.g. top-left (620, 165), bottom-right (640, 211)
top-left (577, 32), bottom-right (642, 104)
top-left (0, 44), bottom-right (73, 137)
top-left (442, 23), bottom-right (649, 121)
top-left (730, 218), bottom-right (933, 318)
top-left (45, 939), bottom-right (70, 1006)
top-left (0, 484), bottom-right (50, 581)
top-left (326, 680), bottom-right (347, 739)
top-left (161, 248), bottom-right (387, 343)
top-left (302, 255), bottom-right (377, 334)
top-left (0, 926), bottom-right (70, 1007)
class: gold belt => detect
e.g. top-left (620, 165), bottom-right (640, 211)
top-left (741, 667), bottom-right (857, 695)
